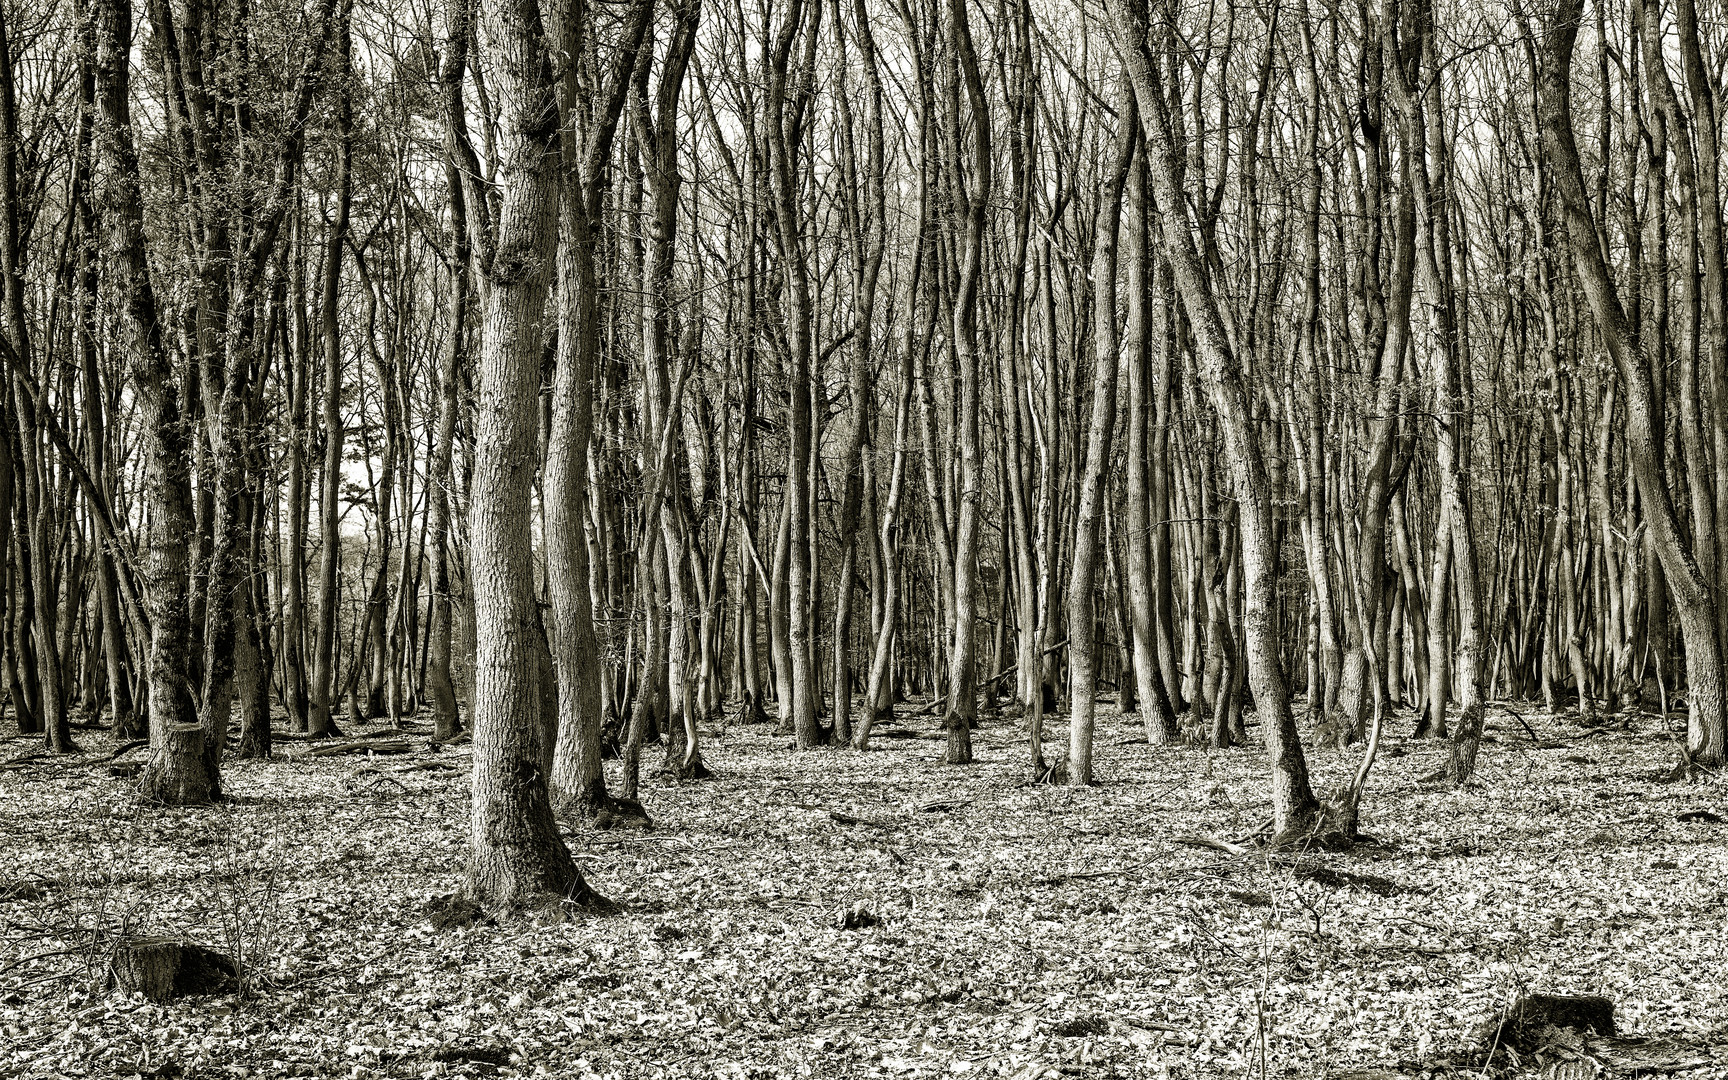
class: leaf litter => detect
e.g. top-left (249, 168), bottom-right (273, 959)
top-left (0, 703), bottom-right (1724, 1079)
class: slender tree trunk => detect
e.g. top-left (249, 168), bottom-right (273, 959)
top-left (1538, 0), bottom-right (1726, 765)
top-left (1109, 0), bottom-right (1321, 835)
top-left (1065, 88), bottom-right (1133, 786)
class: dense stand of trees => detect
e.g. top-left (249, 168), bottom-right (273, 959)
top-left (2, 0), bottom-right (1727, 902)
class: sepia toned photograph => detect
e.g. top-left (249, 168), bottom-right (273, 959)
top-left (0, 0), bottom-right (1722, 1075)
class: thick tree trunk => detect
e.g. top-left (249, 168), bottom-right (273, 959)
top-left (93, 0), bottom-right (209, 801)
top-left (462, 0), bottom-right (610, 914)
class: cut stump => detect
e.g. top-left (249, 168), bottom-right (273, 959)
top-left (109, 937), bottom-right (238, 1001)
top-left (109, 938), bottom-right (180, 1002)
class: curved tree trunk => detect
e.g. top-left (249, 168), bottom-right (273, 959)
top-left (1109, 0), bottom-right (1320, 835)
top-left (1537, 0), bottom-right (1726, 765)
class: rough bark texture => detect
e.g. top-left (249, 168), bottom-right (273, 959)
top-left (94, 0), bottom-right (210, 803)
top-left (463, 0), bottom-right (612, 914)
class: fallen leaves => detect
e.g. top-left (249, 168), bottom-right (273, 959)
top-left (0, 706), bottom-right (1725, 1078)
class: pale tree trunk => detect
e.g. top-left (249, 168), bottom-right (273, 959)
top-left (631, 1), bottom-right (704, 779)
top-left (426, 0), bottom-right (489, 745)
top-left (283, 211), bottom-right (312, 730)
top-left (425, 221), bottom-right (466, 745)
top-left (1000, 0), bottom-right (1038, 712)
top-left (1032, 240), bottom-right (1063, 726)
top-left (1328, 17), bottom-right (1411, 742)
top-left (765, 0), bottom-right (826, 748)
top-left (1287, 0), bottom-right (1340, 725)
top-left (1388, 7), bottom-right (1486, 784)
top-left (853, 323), bottom-right (915, 750)
top-left (852, 90), bottom-right (927, 751)
top-left (829, 0), bottom-right (885, 747)
top-left (1121, 152), bottom-right (1177, 745)
top-left (1064, 86), bottom-right (1133, 786)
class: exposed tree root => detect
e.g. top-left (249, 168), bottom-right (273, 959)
top-left (557, 785), bottom-right (655, 831)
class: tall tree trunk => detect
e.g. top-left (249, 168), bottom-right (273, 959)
top-left (309, 52), bottom-right (352, 741)
top-left (939, 0), bottom-right (990, 764)
top-left (462, 0), bottom-right (610, 913)
top-left (1538, 0), bottom-right (1726, 765)
top-left (92, 0), bottom-right (208, 799)
top-left (1065, 88), bottom-right (1133, 785)
top-left (547, 0), bottom-right (651, 813)
top-left (1109, 0), bottom-right (1321, 835)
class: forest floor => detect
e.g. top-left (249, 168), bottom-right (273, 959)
top-left (1, 700), bottom-right (1726, 1080)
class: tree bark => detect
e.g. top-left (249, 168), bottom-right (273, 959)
top-left (463, 0), bottom-right (610, 913)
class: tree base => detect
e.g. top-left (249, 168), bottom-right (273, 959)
top-left (558, 785), bottom-right (655, 831)
top-left (658, 749), bottom-right (714, 781)
top-left (137, 724), bottom-right (219, 805)
top-left (942, 713), bottom-right (972, 764)
top-left (1033, 754), bottom-right (1078, 785)
top-left (794, 723), bottom-right (834, 750)
top-left (445, 872), bottom-right (621, 925)
top-left (1476, 994), bottom-right (1615, 1060)
top-left (1446, 701), bottom-right (1488, 786)
top-left (1269, 788), bottom-right (1361, 852)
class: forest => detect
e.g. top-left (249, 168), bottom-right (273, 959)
top-left (0, 0), bottom-right (1726, 1074)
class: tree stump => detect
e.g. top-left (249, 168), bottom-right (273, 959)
top-left (109, 938), bottom-right (238, 1001)
top-left (1478, 993), bottom-right (1616, 1057)
top-left (109, 938), bottom-right (182, 1002)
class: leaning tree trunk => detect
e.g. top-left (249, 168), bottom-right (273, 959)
top-left (1109, 0), bottom-right (1320, 836)
top-left (1537, 0), bottom-right (1726, 765)
top-left (1121, 151), bottom-right (1178, 745)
